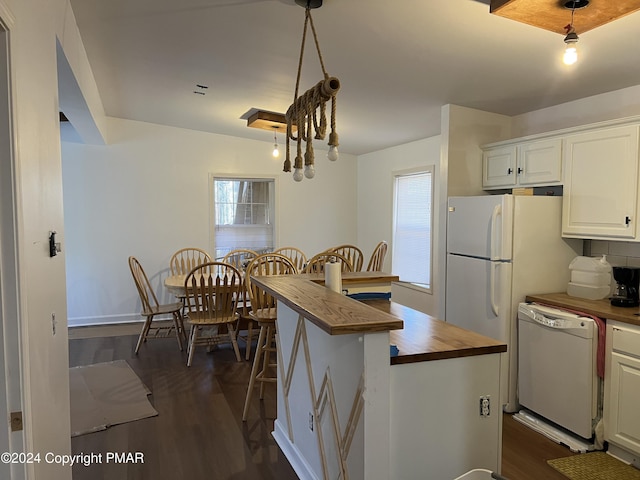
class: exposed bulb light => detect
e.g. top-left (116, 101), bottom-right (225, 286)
top-left (562, 1), bottom-right (582, 66)
top-left (563, 31), bottom-right (579, 65)
top-left (327, 145), bottom-right (339, 161)
top-left (304, 164), bottom-right (315, 178)
top-left (272, 127), bottom-right (280, 158)
top-left (293, 168), bottom-right (304, 182)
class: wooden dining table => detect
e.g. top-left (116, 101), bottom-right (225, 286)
top-left (164, 274), bottom-right (190, 297)
top-left (164, 274), bottom-right (249, 309)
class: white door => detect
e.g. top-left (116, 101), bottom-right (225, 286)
top-left (446, 254), bottom-right (513, 409)
top-left (562, 125), bottom-right (640, 240)
top-left (445, 254), bottom-right (512, 343)
top-left (517, 138), bottom-right (562, 186)
top-left (606, 325), bottom-right (640, 456)
top-left (607, 351), bottom-right (640, 453)
top-left (483, 145), bottom-right (516, 189)
top-left (447, 195), bottom-right (513, 261)
top-left (518, 310), bottom-right (596, 439)
top-left (0, 17), bottom-right (23, 480)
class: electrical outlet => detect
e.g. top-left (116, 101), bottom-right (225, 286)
top-left (479, 396), bottom-right (490, 417)
top-left (308, 412), bottom-right (314, 431)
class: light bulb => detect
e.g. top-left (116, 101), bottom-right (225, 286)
top-left (563, 45), bottom-right (577, 65)
top-left (327, 145), bottom-right (339, 161)
top-left (304, 164), bottom-right (315, 179)
top-left (272, 143), bottom-right (279, 158)
top-left (293, 168), bottom-right (304, 182)
top-left (563, 31), bottom-right (579, 65)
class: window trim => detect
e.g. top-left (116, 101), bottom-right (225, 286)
top-left (391, 166), bottom-right (434, 293)
top-left (209, 174), bottom-right (279, 259)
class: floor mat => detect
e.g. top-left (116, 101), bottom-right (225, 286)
top-left (69, 359), bottom-right (158, 437)
top-left (548, 451), bottom-right (640, 480)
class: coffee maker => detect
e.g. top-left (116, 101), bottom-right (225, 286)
top-left (611, 266), bottom-right (640, 307)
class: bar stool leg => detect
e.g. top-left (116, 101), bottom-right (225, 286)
top-left (259, 324), bottom-right (276, 400)
top-left (242, 323), bottom-right (267, 421)
top-left (244, 319), bottom-right (254, 361)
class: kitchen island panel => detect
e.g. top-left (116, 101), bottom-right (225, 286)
top-left (390, 353), bottom-right (503, 479)
top-left (273, 301), bottom-right (375, 480)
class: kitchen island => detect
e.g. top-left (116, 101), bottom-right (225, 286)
top-left (253, 273), bottom-right (507, 480)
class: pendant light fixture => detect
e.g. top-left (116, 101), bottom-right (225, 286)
top-left (272, 126), bottom-right (280, 158)
top-left (284, 0), bottom-right (341, 182)
top-left (562, 0), bottom-right (588, 66)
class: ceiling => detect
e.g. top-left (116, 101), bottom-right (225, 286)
top-left (68, 0), bottom-right (640, 155)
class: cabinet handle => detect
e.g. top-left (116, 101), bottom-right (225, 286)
top-left (517, 167), bottom-right (523, 174)
top-left (626, 216), bottom-right (632, 226)
top-left (507, 168), bottom-right (513, 175)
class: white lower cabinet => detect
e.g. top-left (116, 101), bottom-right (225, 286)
top-left (605, 321), bottom-right (640, 463)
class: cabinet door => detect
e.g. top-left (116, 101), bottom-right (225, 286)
top-left (483, 146), bottom-right (516, 189)
top-left (607, 349), bottom-right (640, 454)
top-left (562, 125), bottom-right (640, 239)
top-left (516, 138), bottom-right (562, 186)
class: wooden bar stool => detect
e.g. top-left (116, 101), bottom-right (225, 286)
top-left (241, 254), bottom-right (297, 421)
top-left (242, 313), bottom-right (278, 421)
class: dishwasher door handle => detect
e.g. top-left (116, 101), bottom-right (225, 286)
top-left (523, 311), bottom-right (595, 338)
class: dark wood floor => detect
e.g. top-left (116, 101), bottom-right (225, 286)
top-left (69, 333), bottom-right (576, 480)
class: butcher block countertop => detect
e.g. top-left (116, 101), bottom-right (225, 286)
top-left (526, 292), bottom-right (640, 327)
top-left (299, 271), bottom-right (400, 285)
top-left (362, 299), bottom-right (507, 365)
top-left (252, 274), bottom-right (507, 364)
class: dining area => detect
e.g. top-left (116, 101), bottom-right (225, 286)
top-left (127, 242), bottom-right (389, 422)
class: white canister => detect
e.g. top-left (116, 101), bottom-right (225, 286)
top-left (567, 255), bottom-right (612, 300)
top-left (324, 260), bottom-right (342, 293)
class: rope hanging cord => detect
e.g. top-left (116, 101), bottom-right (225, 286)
top-left (283, 7), bottom-right (340, 174)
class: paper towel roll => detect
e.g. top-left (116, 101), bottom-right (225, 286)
top-left (325, 261), bottom-right (342, 293)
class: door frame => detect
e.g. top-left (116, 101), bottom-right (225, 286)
top-left (0, 4), bottom-right (26, 479)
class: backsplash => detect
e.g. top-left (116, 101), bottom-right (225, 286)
top-left (588, 240), bottom-right (640, 268)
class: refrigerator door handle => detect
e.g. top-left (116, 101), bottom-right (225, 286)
top-left (490, 261), bottom-right (499, 316)
top-left (490, 203), bottom-right (502, 261)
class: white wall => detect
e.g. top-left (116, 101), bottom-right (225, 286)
top-left (510, 86), bottom-right (640, 268)
top-left (437, 105), bottom-right (512, 319)
top-left (357, 137), bottom-right (441, 315)
top-left (512, 85), bottom-right (640, 138)
top-left (6, 0), bottom-right (108, 478)
top-left (62, 117), bottom-right (357, 326)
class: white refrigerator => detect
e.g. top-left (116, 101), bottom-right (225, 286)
top-left (445, 194), bottom-right (581, 412)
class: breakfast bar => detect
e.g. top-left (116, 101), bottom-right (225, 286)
top-left (253, 273), bottom-right (507, 480)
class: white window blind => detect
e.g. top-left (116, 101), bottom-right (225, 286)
top-left (212, 178), bottom-right (275, 259)
top-left (392, 170), bottom-right (432, 287)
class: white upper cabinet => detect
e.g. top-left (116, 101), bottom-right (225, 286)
top-left (483, 138), bottom-right (562, 189)
top-left (562, 125), bottom-right (640, 240)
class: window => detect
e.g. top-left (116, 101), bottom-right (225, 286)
top-left (211, 176), bottom-right (276, 259)
top-left (392, 167), bottom-right (433, 289)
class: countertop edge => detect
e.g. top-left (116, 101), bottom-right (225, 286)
top-left (253, 275), bottom-right (404, 335)
top-left (525, 293), bottom-right (640, 327)
top-left (390, 344), bottom-right (508, 365)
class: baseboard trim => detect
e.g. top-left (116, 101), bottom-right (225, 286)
top-left (68, 321), bottom-right (147, 339)
top-left (272, 420), bottom-right (319, 480)
top-left (67, 312), bottom-right (146, 327)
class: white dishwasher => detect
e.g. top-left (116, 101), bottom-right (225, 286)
top-left (516, 303), bottom-right (600, 450)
